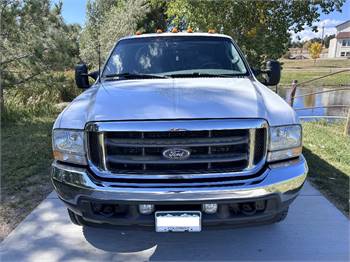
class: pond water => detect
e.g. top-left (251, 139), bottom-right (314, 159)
top-left (278, 86), bottom-right (350, 120)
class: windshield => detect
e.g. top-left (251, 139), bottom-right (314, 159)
top-left (102, 36), bottom-right (248, 78)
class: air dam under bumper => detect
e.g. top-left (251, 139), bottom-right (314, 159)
top-left (51, 156), bottom-right (307, 227)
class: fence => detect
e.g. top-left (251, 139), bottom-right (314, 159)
top-left (279, 69), bottom-right (350, 136)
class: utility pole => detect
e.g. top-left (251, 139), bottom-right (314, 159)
top-left (321, 26), bottom-right (325, 46)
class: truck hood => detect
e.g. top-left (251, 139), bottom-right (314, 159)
top-left (54, 78), bottom-right (298, 129)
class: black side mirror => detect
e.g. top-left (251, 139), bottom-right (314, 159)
top-left (264, 60), bottom-right (281, 86)
top-left (75, 63), bottom-right (90, 89)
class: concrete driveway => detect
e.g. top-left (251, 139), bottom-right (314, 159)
top-left (1, 182), bottom-right (349, 261)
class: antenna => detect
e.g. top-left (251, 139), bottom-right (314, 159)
top-left (98, 40), bottom-right (101, 83)
top-left (97, 10), bottom-right (102, 84)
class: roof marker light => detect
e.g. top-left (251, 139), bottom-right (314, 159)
top-left (135, 31), bottom-right (142, 35)
top-left (187, 27), bottom-right (193, 33)
top-left (171, 27), bottom-right (178, 33)
top-left (208, 29), bottom-right (216, 34)
top-left (156, 29), bottom-right (162, 33)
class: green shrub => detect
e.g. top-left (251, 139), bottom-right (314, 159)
top-left (2, 71), bottom-right (81, 123)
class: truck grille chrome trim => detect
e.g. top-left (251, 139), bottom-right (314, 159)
top-left (86, 119), bottom-right (268, 182)
top-left (248, 129), bottom-right (256, 169)
top-left (98, 133), bottom-right (108, 171)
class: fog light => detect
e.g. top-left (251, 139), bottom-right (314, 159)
top-left (202, 203), bottom-right (218, 214)
top-left (138, 204), bottom-right (154, 214)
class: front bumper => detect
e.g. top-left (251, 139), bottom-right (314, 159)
top-left (52, 156), bottom-right (307, 226)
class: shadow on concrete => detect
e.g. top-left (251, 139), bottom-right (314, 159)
top-left (1, 183), bottom-right (349, 261)
top-left (303, 147), bottom-right (349, 215)
top-left (82, 223), bottom-right (290, 260)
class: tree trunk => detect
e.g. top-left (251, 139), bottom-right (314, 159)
top-left (0, 78), bottom-right (4, 114)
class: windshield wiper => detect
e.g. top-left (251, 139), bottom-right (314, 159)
top-left (103, 73), bottom-right (170, 80)
top-left (166, 72), bottom-right (241, 78)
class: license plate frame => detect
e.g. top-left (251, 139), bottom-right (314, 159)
top-left (155, 211), bottom-right (202, 232)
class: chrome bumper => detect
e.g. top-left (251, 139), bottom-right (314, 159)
top-left (52, 156), bottom-right (307, 205)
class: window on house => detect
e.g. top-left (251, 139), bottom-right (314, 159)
top-left (342, 39), bottom-right (350, 46)
top-left (346, 52), bottom-right (350, 57)
top-left (340, 52), bottom-right (345, 56)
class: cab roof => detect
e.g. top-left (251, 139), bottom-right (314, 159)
top-left (120, 32), bottom-right (233, 41)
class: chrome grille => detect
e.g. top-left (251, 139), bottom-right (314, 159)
top-left (86, 120), bottom-right (267, 177)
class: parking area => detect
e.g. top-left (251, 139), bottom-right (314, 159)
top-left (0, 182), bottom-right (349, 261)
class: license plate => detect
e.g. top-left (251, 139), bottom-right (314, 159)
top-left (155, 211), bottom-right (202, 232)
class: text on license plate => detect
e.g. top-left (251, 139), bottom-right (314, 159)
top-left (155, 211), bottom-right (202, 232)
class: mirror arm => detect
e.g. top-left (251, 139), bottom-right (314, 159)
top-left (260, 69), bottom-right (270, 74)
top-left (80, 72), bottom-right (99, 80)
top-left (252, 68), bottom-right (262, 76)
top-left (88, 71), bottom-right (99, 81)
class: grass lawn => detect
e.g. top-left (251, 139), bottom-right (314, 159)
top-left (0, 117), bottom-right (55, 241)
top-left (279, 58), bottom-right (350, 86)
top-left (281, 58), bottom-right (350, 69)
top-left (302, 121), bottom-right (350, 216)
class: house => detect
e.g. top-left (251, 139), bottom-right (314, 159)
top-left (328, 20), bottom-right (350, 58)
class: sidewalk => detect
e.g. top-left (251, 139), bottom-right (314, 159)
top-left (0, 182), bottom-right (349, 261)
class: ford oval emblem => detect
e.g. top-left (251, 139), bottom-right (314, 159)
top-left (162, 148), bottom-right (191, 160)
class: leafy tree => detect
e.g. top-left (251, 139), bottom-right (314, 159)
top-left (80, 0), bottom-right (170, 68)
top-left (310, 37), bottom-right (322, 43)
top-left (308, 42), bottom-right (323, 63)
top-left (289, 41), bottom-right (303, 48)
top-left (166, 0), bottom-right (345, 67)
top-left (324, 34), bottom-right (335, 48)
top-left (79, 0), bottom-right (116, 67)
top-left (80, 0), bottom-right (156, 68)
top-left (139, 0), bottom-right (168, 33)
top-left (303, 41), bottom-right (312, 50)
top-left (0, 0), bottom-right (80, 108)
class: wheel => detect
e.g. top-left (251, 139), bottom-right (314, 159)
top-left (67, 209), bottom-right (85, 226)
top-left (274, 208), bottom-right (289, 223)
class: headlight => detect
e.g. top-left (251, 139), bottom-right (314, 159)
top-left (268, 125), bottom-right (302, 162)
top-left (52, 129), bottom-right (87, 165)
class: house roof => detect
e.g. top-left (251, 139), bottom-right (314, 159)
top-left (336, 31), bottom-right (350, 39)
top-left (336, 20), bottom-right (350, 29)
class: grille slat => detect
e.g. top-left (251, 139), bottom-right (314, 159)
top-left (105, 136), bottom-right (248, 148)
top-left (107, 153), bottom-right (248, 165)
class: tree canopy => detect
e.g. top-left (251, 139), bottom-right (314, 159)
top-left (1, 0), bottom-right (81, 90)
top-left (80, 0), bottom-right (167, 67)
top-left (1, 0), bottom-right (346, 89)
top-left (309, 42), bottom-right (323, 63)
top-left (166, 0), bottom-right (345, 66)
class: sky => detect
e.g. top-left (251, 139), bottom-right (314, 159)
top-left (56, 0), bottom-right (350, 42)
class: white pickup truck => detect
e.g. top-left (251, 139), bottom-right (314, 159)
top-left (51, 32), bottom-right (307, 232)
